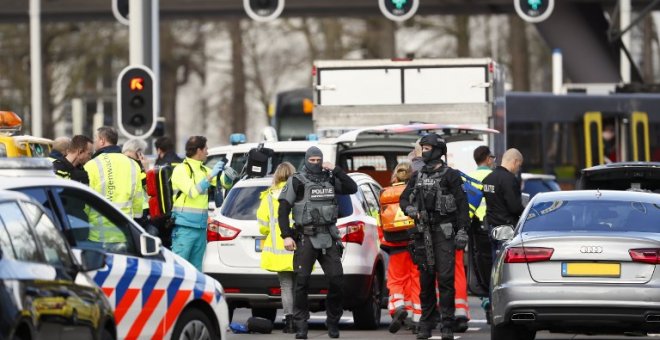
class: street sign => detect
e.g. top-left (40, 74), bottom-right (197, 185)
top-left (379, 0), bottom-right (419, 22)
top-left (117, 65), bottom-right (157, 139)
top-left (514, 0), bottom-right (555, 23)
top-left (112, 0), bottom-right (129, 25)
top-left (243, 0), bottom-right (285, 22)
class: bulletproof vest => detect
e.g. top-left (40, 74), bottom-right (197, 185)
top-left (292, 173), bottom-right (339, 227)
top-left (413, 167), bottom-right (457, 215)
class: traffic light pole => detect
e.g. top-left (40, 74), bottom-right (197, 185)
top-left (29, 0), bottom-right (43, 137)
top-left (128, 0), bottom-right (159, 138)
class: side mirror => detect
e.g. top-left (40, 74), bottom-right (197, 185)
top-left (521, 193), bottom-right (531, 207)
top-left (79, 249), bottom-right (107, 272)
top-left (491, 225), bottom-right (515, 241)
top-left (140, 233), bottom-right (161, 256)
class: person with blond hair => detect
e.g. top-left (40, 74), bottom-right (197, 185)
top-left (257, 162), bottom-right (297, 333)
top-left (379, 161), bottom-right (422, 334)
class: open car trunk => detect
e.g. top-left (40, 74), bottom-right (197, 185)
top-left (577, 162), bottom-right (660, 193)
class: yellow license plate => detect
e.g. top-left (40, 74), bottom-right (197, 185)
top-left (562, 262), bottom-right (621, 277)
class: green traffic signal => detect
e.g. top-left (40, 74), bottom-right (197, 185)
top-left (391, 0), bottom-right (407, 10)
top-left (527, 0), bottom-right (542, 11)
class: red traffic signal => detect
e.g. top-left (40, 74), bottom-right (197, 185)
top-left (130, 77), bottom-right (144, 91)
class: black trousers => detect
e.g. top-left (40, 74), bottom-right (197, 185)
top-left (293, 234), bottom-right (344, 325)
top-left (418, 229), bottom-right (456, 329)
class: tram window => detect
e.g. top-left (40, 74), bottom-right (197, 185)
top-left (509, 123), bottom-right (542, 171)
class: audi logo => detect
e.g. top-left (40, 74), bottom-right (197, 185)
top-left (580, 246), bottom-right (603, 253)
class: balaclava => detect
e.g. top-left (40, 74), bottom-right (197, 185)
top-left (303, 146), bottom-right (324, 175)
top-left (419, 133), bottom-right (447, 168)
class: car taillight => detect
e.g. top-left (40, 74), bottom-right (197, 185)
top-left (225, 288), bottom-right (241, 293)
top-left (504, 247), bottom-right (554, 263)
top-left (207, 220), bottom-right (240, 242)
top-left (269, 287), bottom-right (281, 295)
top-left (629, 248), bottom-right (660, 264)
top-left (337, 221), bottom-right (365, 245)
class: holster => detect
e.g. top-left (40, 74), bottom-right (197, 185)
top-left (438, 223), bottom-right (454, 240)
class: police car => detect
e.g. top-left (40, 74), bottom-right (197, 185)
top-left (0, 158), bottom-right (229, 340)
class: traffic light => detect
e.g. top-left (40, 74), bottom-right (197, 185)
top-left (379, 0), bottom-right (419, 22)
top-left (243, 0), bottom-right (285, 22)
top-left (112, 0), bottom-right (129, 25)
top-left (514, 0), bottom-right (555, 23)
top-left (117, 65), bottom-right (156, 139)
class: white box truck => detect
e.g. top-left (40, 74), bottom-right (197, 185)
top-left (312, 58), bottom-right (507, 158)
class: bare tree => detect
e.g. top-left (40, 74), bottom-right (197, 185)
top-left (229, 18), bottom-right (247, 134)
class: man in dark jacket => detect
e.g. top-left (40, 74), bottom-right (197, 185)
top-left (155, 137), bottom-right (182, 166)
top-left (399, 133), bottom-right (470, 340)
top-left (482, 148), bottom-right (525, 231)
top-left (52, 135), bottom-right (93, 184)
top-left (278, 146), bottom-right (357, 339)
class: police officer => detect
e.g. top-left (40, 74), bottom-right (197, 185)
top-left (399, 133), bottom-right (470, 340)
top-left (84, 127), bottom-right (144, 250)
top-left (481, 148), bottom-right (525, 256)
top-left (52, 135), bottom-right (92, 184)
top-left (278, 146), bottom-right (357, 339)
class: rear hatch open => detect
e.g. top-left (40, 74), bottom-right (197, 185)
top-left (578, 162), bottom-right (660, 192)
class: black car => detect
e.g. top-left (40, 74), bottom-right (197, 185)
top-left (0, 190), bottom-right (115, 340)
top-left (577, 162), bottom-right (660, 192)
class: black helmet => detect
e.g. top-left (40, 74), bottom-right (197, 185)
top-left (419, 133), bottom-right (447, 157)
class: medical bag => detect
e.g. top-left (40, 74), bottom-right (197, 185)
top-left (379, 183), bottom-right (415, 242)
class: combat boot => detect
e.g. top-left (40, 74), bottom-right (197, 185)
top-left (440, 326), bottom-right (454, 340)
top-left (283, 314), bottom-right (295, 333)
top-left (388, 307), bottom-right (407, 334)
top-left (326, 320), bottom-right (340, 338)
top-left (295, 321), bottom-right (308, 339)
top-left (416, 325), bottom-right (432, 339)
top-left (453, 317), bottom-right (469, 333)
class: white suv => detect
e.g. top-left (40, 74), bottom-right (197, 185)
top-left (203, 172), bottom-right (385, 329)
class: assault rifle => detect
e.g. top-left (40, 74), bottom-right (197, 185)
top-left (410, 184), bottom-right (435, 272)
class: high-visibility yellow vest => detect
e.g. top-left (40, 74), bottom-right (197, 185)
top-left (257, 182), bottom-right (294, 272)
top-left (84, 152), bottom-right (144, 243)
top-left (468, 167), bottom-right (492, 221)
top-left (171, 158), bottom-right (216, 228)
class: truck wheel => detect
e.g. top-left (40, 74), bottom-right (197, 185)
top-left (251, 308), bottom-right (277, 323)
top-left (352, 273), bottom-right (381, 330)
top-left (171, 308), bottom-right (215, 340)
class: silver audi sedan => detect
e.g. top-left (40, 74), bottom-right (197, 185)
top-left (490, 190), bottom-right (660, 340)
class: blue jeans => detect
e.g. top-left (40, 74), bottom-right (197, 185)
top-left (171, 225), bottom-right (207, 271)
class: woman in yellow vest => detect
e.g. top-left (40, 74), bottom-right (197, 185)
top-left (257, 162), bottom-right (296, 333)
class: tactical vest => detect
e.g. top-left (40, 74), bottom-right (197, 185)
top-left (413, 167), bottom-right (457, 215)
top-left (292, 174), bottom-right (338, 227)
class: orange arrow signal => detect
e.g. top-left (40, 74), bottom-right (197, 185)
top-left (130, 77), bottom-right (144, 91)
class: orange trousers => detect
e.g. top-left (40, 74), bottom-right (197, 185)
top-left (435, 249), bottom-right (470, 320)
top-left (387, 250), bottom-right (422, 322)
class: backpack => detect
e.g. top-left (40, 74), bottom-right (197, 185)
top-left (244, 144), bottom-right (274, 178)
top-left (379, 183), bottom-right (416, 242)
top-left (145, 162), bottom-right (194, 219)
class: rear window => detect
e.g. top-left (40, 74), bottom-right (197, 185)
top-left (221, 186), bottom-right (354, 220)
top-left (221, 186), bottom-right (268, 220)
top-left (522, 199), bottom-right (660, 233)
top-left (523, 179), bottom-right (561, 198)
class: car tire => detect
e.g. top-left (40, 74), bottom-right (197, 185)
top-left (171, 308), bottom-right (216, 340)
top-left (251, 308), bottom-right (276, 323)
top-left (491, 322), bottom-right (535, 340)
top-left (352, 273), bottom-right (381, 330)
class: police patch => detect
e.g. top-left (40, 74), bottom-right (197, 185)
top-left (310, 186), bottom-right (335, 200)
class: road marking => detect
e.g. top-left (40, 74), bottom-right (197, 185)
top-left (467, 327), bottom-right (481, 331)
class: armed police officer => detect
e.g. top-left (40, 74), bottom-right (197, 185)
top-left (399, 133), bottom-right (470, 340)
top-left (278, 146), bottom-right (357, 339)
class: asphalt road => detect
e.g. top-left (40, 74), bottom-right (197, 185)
top-left (226, 297), bottom-right (657, 339)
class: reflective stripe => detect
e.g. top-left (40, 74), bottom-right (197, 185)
top-left (128, 160), bottom-right (137, 217)
top-left (195, 182), bottom-right (205, 195)
top-left (456, 307), bottom-right (469, 317)
top-left (257, 219), bottom-right (269, 227)
top-left (267, 194), bottom-right (278, 256)
top-left (172, 206), bottom-right (207, 214)
top-left (94, 158), bottom-right (106, 239)
top-left (392, 293), bottom-right (405, 299)
top-left (261, 246), bottom-right (291, 255)
top-left (114, 201), bottom-right (133, 209)
top-left (413, 303), bottom-right (422, 310)
top-left (455, 299), bottom-right (468, 305)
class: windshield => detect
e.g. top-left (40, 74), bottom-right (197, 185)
top-left (231, 152), bottom-right (306, 174)
top-left (522, 199), bottom-right (660, 233)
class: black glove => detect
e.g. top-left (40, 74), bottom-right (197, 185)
top-left (404, 206), bottom-right (418, 218)
top-left (455, 229), bottom-right (468, 249)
